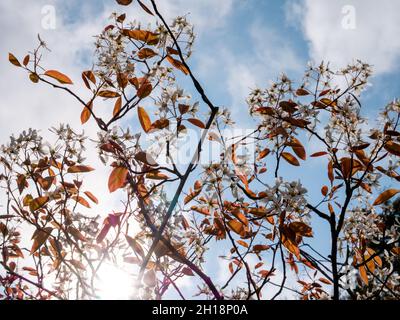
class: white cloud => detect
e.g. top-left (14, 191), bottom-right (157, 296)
top-left (289, 0), bottom-right (400, 74)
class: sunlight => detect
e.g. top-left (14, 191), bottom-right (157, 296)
top-left (95, 263), bottom-right (136, 300)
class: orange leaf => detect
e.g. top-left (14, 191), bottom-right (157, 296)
top-left (166, 55), bottom-right (189, 75)
top-left (373, 189), bottom-right (400, 206)
top-left (138, 107), bottom-right (152, 133)
top-left (73, 196), bottom-right (91, 208)
top-left (328, 161), bottom-right (334, 184)
top-left (84, 191), bottom-right (98, 204)
top-left (289, 221), bottom-right (313, 237)
top-left (67, 165), bottom-right (95, 173)
top-left (44, 70), bottom-right (73, 85)
top-left (282, 152), bottom-right (300, 166)
top-left (236, 240), bottom-right (249, 248)
top-left (184, 189), bottom-right (201, 205)
top-left (358, 265), bottom-right (369, 285)
top-left (80, 102), bottom-right (93, 124)
top-left (227, 219), bottom-right (244, 235)
top-left (108, 167), bottom-right (128, 193)
top-left (113, 96), bottom-right (122, 117)
top-left (122, 29), bottom-right (159, 45)
top-left (257, 148), bottom-right (270, 161)
top-left (98, 90), bottom-right (120, 98)
top-left (384, 141), bottom-right (400, 156)
top-left (321, 185), bottom-right (328, 196)
top-left (138, 48), bottom-right (157, 59)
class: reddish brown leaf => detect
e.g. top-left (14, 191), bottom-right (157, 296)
top-left (187, 118), bottom-right (205, 129)
top-left (321, 185), bottom-right (328, 196)
top-left (310, 151), bottom-right (328, 157)
top-left (30, 227), bottom-right (52, 254)
top-left (8, 53), bottom-right (21, 67)
top-left (296, 88), bottom-right (310, 96)
top-left (137, 0), bottom-right (154, 15)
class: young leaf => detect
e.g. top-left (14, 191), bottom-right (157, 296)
top-left (126, 235), bottom-right (145, 258)
top-left (29, 196), bottom-right (49, 212)
top-left (137, 81), bottom-right (152, 99)
top-left (143, 269), bottom-right (157, 287)
top-left (68, 226), bottom-right (87, 242)
top-left (80, 102), bottom-right (93, 124)
top-left (384, 141), bottom-right (400, 156)
top-left (29, 73), bottom-right (39, 83)
top-left (113, 96), bottom-right (122, 117)
top-left (84, 191), bottom-right (98, 204)
top-left (187, 118), bottom-right (206, 129)
top-left (73, 196), bottom-right (91, 208)
top-left (282, 152), bottom-right (300, 166)
top-left (116, 0), bottom-right (133, 4)
top-left (23, 55), bottom-right (30, 66)
top-left (137, 0), bottom-right (154, 15)
top-left (8, 53), bottom-right (21, 67)
top-left (358, 265), bottom-right (369, 285)
top-left (67, 165), bottom-right (95, 173)
top-left (166, 55), bottom-right (189, 75)
top-left (108, 167), bottom-right (129, 193)
top-left (138, 107), bottom-right (152, 133)
top-left (122, 29), bottom-right (159, 45)
top-left (373, 189), bottom-right (400, 206)
top-left (257, 148), bottom-right (270, 161)
top-left (98, 90), bottom-right (120, 98)
top-left (44, 70), bottom-right (73, 85)
top-left (296, 88), bottom-right (310, 96)
top-left (227, 219), bottom-right (244, 235)
top-left (138, 48), bottom-right (157, 59)
top-left (30, 227), bottom-right (52, 254)
top-left (96, 223), bottom-right (111, 243)
top-left (311, 151), bottom-right (328, 157)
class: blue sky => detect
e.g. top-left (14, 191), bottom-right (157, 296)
top-left (1, 0), bottom-right (400, 299)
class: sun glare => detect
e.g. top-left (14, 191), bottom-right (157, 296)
top-left (96, 264), bottom-right (136, 300)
